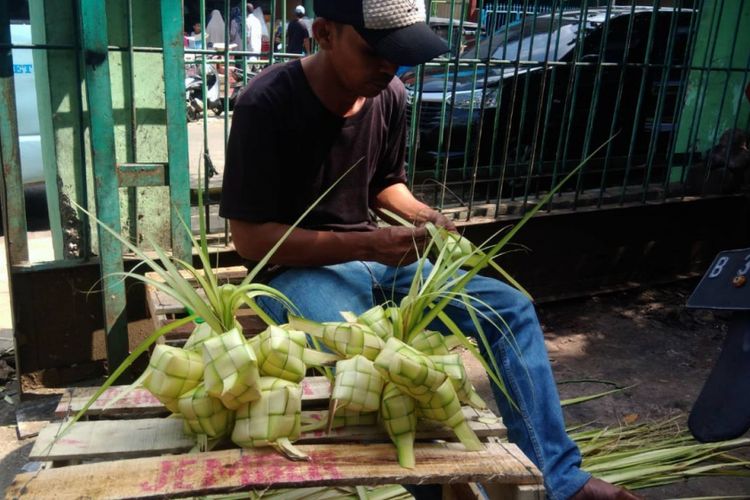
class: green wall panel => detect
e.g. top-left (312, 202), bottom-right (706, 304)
top-left (31, 0), bottom-right (177, 256)
top-left (675, 0), bottom-right (750, 154)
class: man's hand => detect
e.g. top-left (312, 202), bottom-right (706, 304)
top-left (373, 183), bottom-right (457, 233)
top-left (371, 225), bottom-right (429, 266)
top-left (417, 209), bottom-right (457, 233)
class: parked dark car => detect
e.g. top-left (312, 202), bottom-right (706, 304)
top-left (400, 7), bottom-right (694, 191)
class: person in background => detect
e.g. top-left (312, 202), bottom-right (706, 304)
top-left (286, 5), bottom-right (311, 54)
top-left (229, 6), bottom-right (243, 48)
top-left (246, 3), bottom-right (263, 58)
top-left (298, 5), bottom-right (313, 38)
top-left (252, 4), bottom-right (271, 52)
top-left (189, 21), bottom-right (202, 37)
top-left (205, 9), bottom-right (225, 48)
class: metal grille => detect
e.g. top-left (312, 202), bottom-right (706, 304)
top-left (0, 0), bottom-right (748, 254)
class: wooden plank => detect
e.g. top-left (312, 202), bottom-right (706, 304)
top-left (148, 287), bottom-right (200, 315)
top-left (31, 408), bottom-right (505, 462)
top-left (144, 267), bottom-right (258, 317)
top-left (145, 266), bottom-right (249, 285)
top-left (54, 377), bottom-right (333, 418)
top-left (481, 437), bottom-right (546, 499)
top-left (30, 418), bottom-right (195, 462)
top-left (147, 287), bottom-right (262, 319)
top-left (300, 407), bottom-right (505, 443)
top-left (9, 441), bottom-right (541, 499)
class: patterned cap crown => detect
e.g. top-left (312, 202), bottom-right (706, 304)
top-left (362, 0), bottom-right (426, 29)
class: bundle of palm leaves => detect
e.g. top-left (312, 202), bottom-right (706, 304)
top-left (569, 416), bottom-right (750, 490)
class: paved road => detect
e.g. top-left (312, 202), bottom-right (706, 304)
top-left (187, 114), bottom-right (230, 190)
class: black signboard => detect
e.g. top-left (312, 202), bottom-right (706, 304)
top-left (687, 248), bottom-right (750, 310)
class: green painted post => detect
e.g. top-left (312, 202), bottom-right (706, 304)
top-left (28, 0), bottom-right (65, 260)
top-left (0, 0), bottom-right (29, 264)
top-left (79, 0), bottom-right (129, 368)
top-left (160, 0), bottom-right (191, 261)
top-left (675, 0), bottom-right (750, 154)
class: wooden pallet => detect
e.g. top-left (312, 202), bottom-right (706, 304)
top-left (13, 378), bottom-right (545, 499)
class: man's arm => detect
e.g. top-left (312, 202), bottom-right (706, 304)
top-left (373, 183), bottom-right (457, 231)
top-left (230, 218), bottom-right (427, 267)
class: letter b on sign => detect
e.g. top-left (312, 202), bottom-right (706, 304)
top-left (708, 256), bottom-right (729, 278)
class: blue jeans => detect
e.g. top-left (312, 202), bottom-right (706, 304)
top-left (257, 261), bottom-right (591, 500)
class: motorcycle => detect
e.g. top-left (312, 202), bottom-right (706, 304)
top-left (185, 63), bottom-right (223, 122)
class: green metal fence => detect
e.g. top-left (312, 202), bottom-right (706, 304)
top-left (0, 0), bottom-right (748, 370)
top-left (179, 0), bottom-right (749, 223)
top-left (405, 0), bottom-right (749, 219)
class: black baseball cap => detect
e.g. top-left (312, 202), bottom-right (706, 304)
top-left (313, 0), bottom-right (449, 66)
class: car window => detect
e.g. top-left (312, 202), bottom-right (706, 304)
top-left (10, 24), bottom-right (39, 137)
top-left (462, 16), bottom-right (579, 62)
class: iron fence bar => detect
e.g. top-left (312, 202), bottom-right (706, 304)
top-left (520, 0), bottom-right (554, 209)
top-left (425, 56), bottom-right (749, 72)
top-left (281, 0), bottom-right (288, 54)
top-left (574, 2), bottom-right (613, 205)
top-left (538, 2), bottom-right (568, 212)
top-left (551, 1), bottom-right (588, 205)
top-left (597, 0), bottom-right (637, 208)
top-left (629, 3), bottom-right (665, 203)
top-left (617, 2), bottom-right (658, 202)
top-left (486, 0), bottom-right (513, 181)
top-left (438, 0), bottom-right (468, 209)
top-left (406, 0), bottom-right (433, 194)
top-left (664, 0), bottom-right (703, 198)
top-left (406, 63), bottom-right (425, 187)
top-left (516, 0), bottom-right (542, 211)
top-left (643, 3), bottom-right (684, 197)
top-left (458, 2), bottom-right (478, 184)
top-left (73, 0), bottom-right (92, 260)
top-left (221, 0), bottom-right (231, 235)
top-left (269, 0), bottom-right (277, 66)
top-left (435, 0), bottom-right (464, 210)
top-left (126, 0), bottom-right (138, 245)
top-left (5, 39), bottom-right (748, 74)
top-left (79, 0), bottom-right (129, 369)
top-left (160, 0), bottom-right (191, 260)
top-left (498, 0), bottom-right (531, 203)
top-left (429, 0), bottom-right (454, 205)
top-left (242, 0), bottom-right (247, 86)
top-left (451, 0), bottom-right (473, 210)
top-left (685, 0), bottom-right (725, 194)
top-left (490, 0), bottom-right (513, 213)
top-left (200, 0), bottom-right (210, 231)
top-left (465, 0), bottom-right (499, 217)
top-left (710, 0), bottom-right (746, 187)
top-left (528, 0), bottom-right (563, 203)
top-left (488, 0), bottom-right (512, 203)
top-left (0, 0), bottom-right (28, 264)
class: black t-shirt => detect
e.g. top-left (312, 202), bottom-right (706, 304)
top-left (220, 59), bottom-right (408, 233)
top-left (286, 19), bottom-right (308, 54)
